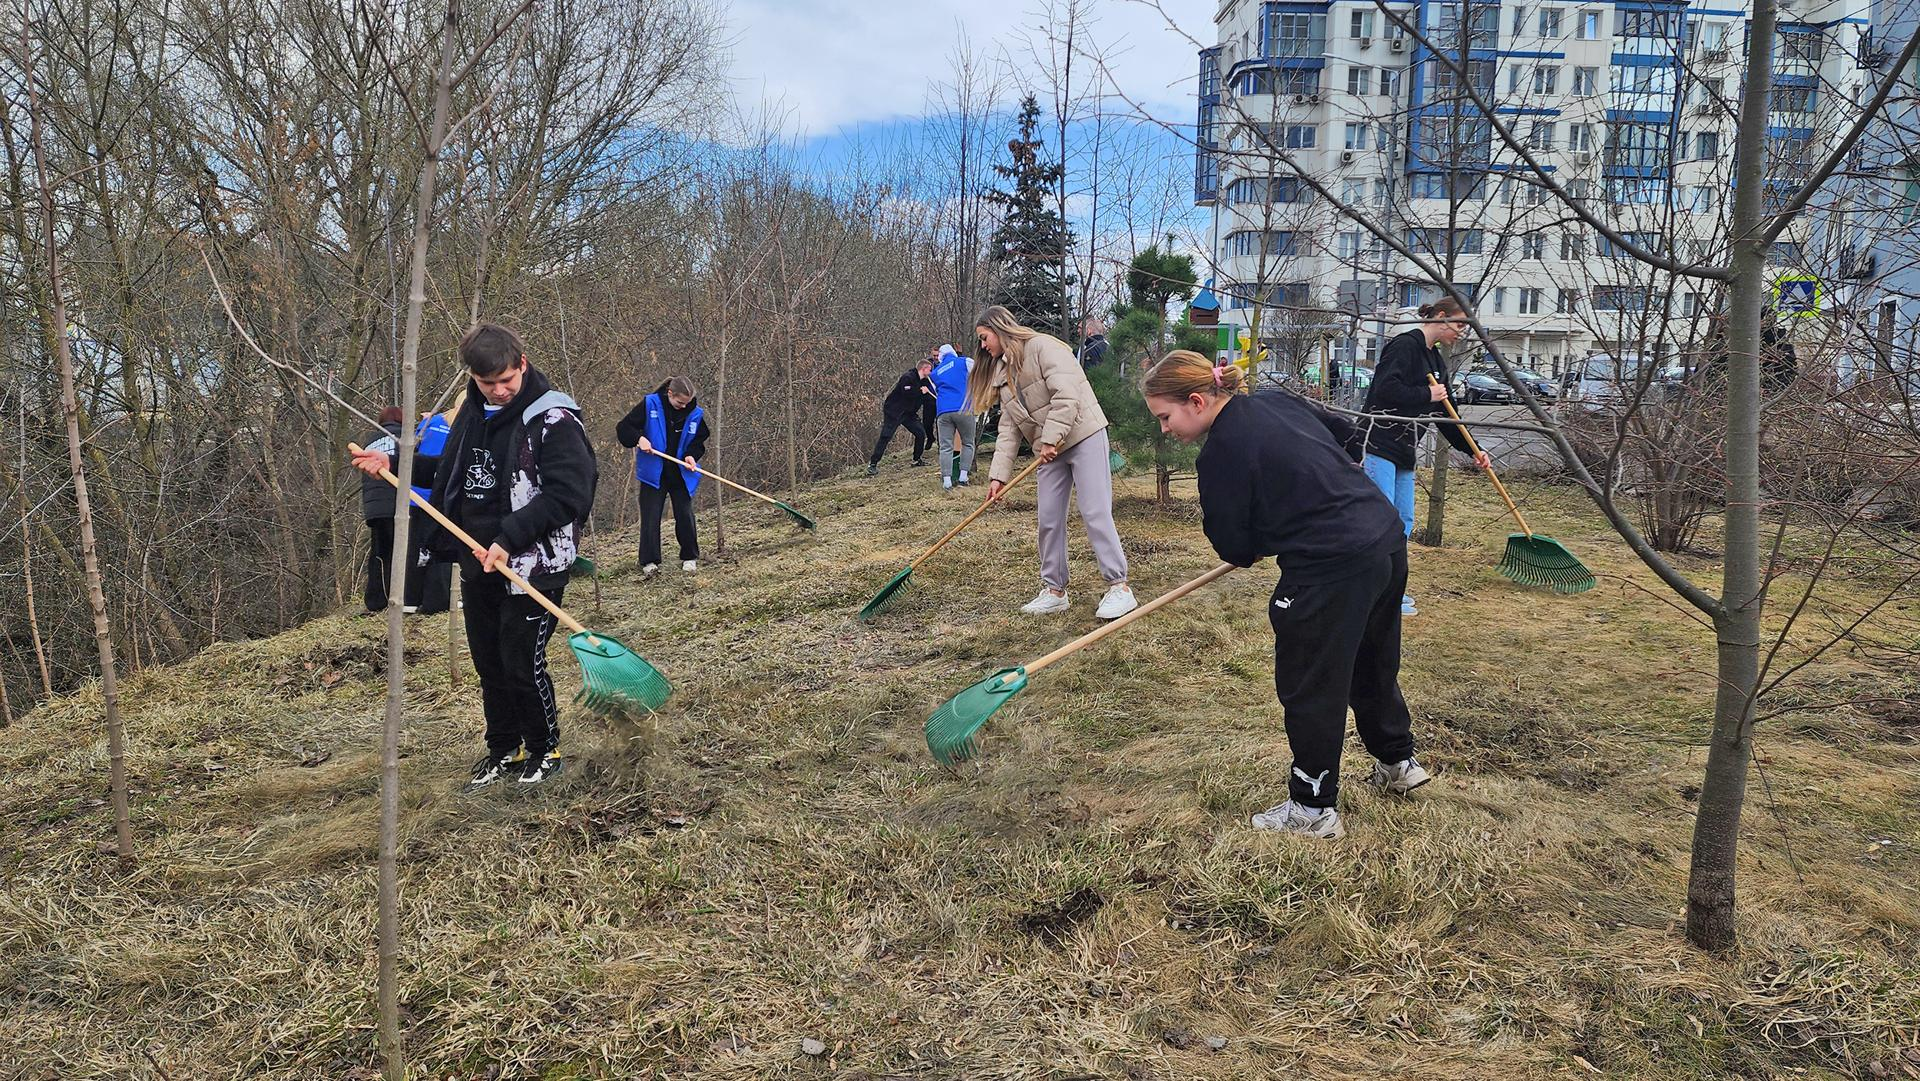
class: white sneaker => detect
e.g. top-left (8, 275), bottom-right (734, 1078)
top-left (682, 560), bottom-right (698, 573)
top-left (1020, 589), bottom-right (1070, 615)
top-left (401, 605), bottom-right (419, 614)
top-left (958, 471), bottom-right (969, 484)
top-left (1367, 756), bottom-right (1432, 796)
top-left (1094, 584), bottom-right (1137, 620)
top-left (1250, 800), bottom-right (1345, 838)
top-left (642, 563), bottom-right (659, 578)
top-left (942, 477), bottom-right (953, 490)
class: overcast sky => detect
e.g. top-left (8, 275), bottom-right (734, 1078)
top-left (722, 0), bottom-right (1216, 138)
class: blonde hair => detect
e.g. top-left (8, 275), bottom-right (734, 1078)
top-left (1140, 349), bottom-right (1247, 401)
top-left (968, 305), bottom-right (1039, 410)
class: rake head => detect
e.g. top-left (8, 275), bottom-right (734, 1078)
top-left (569, 555), bottom-right (597, 578)
top-left (776, 501), bottom-right (818, 530)
top-left (859, 565), bottom-right (912, 622)
top-left (925, 666), bottom-right (1028, 765)
top-left (1498, 533), bottom-right (1596, 594)
top-left (1108, 450), bottom-right (1128, 473)
top-left (568, 631), bottom-right (672, 716)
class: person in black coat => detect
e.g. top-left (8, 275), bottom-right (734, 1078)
top-left (1141, 348), bottom-right (1431, 839)
top-left (1355, 297), bottom-right (1490, 615)
top-left (616, 376), bottom-right (710, 575)
top-left (867, 357), bottom-right (935, 474)
top-left (358, 407), bottom-right (407, 613)
top-left (350, 324), bottom-right (597, 790)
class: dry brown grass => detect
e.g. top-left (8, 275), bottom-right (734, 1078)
top-left (2, 464), bottom-right (1917, 1079)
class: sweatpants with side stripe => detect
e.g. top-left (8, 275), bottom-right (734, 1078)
top-left (463, 571), bottom-right (565, 761)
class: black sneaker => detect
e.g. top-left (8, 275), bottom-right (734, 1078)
top-left (464, 753), bottom-right (513, 792)
top-left (517, 753), bottom-right (564, 785)
top-left (910, 458), bottom-right (927, 467)
top-left (866, 463), bottom-right (878, 476)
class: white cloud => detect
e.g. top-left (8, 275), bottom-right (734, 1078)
top-left (723, 0), bottom-right (1214, 136)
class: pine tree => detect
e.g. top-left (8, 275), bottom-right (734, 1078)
top-left (985, 95), bottom-right (1075, 336)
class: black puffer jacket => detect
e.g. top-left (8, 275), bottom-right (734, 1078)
top-left (1356, 330), bottom-right (1474, 470)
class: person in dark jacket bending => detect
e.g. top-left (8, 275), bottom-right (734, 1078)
top-left (1142, 349), bottom-right (1432, 839)
top-left (616, 376), bottom-right (709, 576)
top-left (350, 324), bottom-right (597, 791)
top-left (1357, 297), bottom-right (1490, 615)
top-left (358, 407), bottom-right (451, 614)
top-left (867, 357), bottom-right (935, 474)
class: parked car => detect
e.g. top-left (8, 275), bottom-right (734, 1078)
top-left (1509, 368), bottom-right (1558, 399)
top-left (1453, 367), bottom-right (1517, 405)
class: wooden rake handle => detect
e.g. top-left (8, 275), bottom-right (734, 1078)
top-left (1023, 562), bottom-right (1237, 678)
top-left (1427, 374), bottom-right (1531, 537)
top-left (640, 445), bottom-right (790, 510)
top-left (348, 443), bottom-right (589, 637)
top-left (911, 455), bottom-right (1044, 572)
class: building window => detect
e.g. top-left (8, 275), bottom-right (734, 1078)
top-left (1226, 229), bottom-right (1299, 257)
top-left (1507, 66), bottom-right (1524, 95)
top-left (1566, 178), bottom-right (1594, 199)
top-left (1770, 86), bottom-right (1817, 114)
top-left (1348, 65), bottom-right (1373, 95)
top-left (1597, 231), bottom-right (1659, 257)
top-left (1613, 64), bottom-right (1660, 95)
top-left (1533, 65), bottom-right (1559, 95)
top-left (1569, 123), bottom-right (1594, 151)
top-left (1491, 286), bottom-right (1508, 313)
top-left (1337, 230), bottom-right (1363, 258)
top-left (1408, 172), bottom-right (1487, 200)
top-left (1523, 233), bottom-right (1545, 259)
top-left (1406, 227), bottom-right (1485, 255)
top-left (1572, 66), bottom-right (1597, 94)
top-left (1511, 4), bottom-right (1528, 36)
top-left (1605, 120), bottom-right (1671, 171)
top-left (1380, 68), bottom-right (1403, 99)
top-left (1682, 292), bottom-right (1703, 316)
top-left (1560, 232), bottom-right (1585, 260)
top-left (1770, 241), bottom-right (1805, 265)
top-left (1285, 124), bottom-right (1317, 149)
top-left (1538, 6), bottom-right (1561, 36)
top-left (1344, 122), bottom-right (1371, 150)
top-left (1696, 131), bottom-right (1719, 160)
top-left (1557, 288), bottom-right (1578, 313)
top-left (1701, 21), bottom-right (1728, 50)
top-left (1264, 10), bottom-right (1328, 59)
top-left (1618, 9), bottom-right (1678, 38)
top-left (1243, 68), bottom-right (1322, 96)
top-left (1577, 10), bottom-right (1600, 39)
top-left (1590, 286), bottom-right (1657, 311)
top-left (1689, 185), bottom-right (1715, 213)
top-left (1341, 178), bottom-right (1367, 204)
top-left (1351, 9), bottom-right (1375, 38)
top-left (1528, 121), bottom-right (1555, 150)
top-left (1519, 287), bottom-right (1544, 314)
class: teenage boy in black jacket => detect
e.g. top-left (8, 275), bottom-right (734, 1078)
top-left (1142, 349), bottom-right (1432, 840)
top-left (867, 358), bottom-right (935, 474)
top-left (350, 324), bottom-right (597, 791)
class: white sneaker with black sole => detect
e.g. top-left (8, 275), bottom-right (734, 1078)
top-left (1020, 589), bottom-right (1070, 615)
top-left (1367, 756), bottom-right (1432, 795)
top-left (641, 562), bottom-right (659, 578)
top-left (682, 560), bottom-right (697, 573)
top-left (517, 753), bottom-right (564, 785)
top-left (1249, 800), bottom-right (1345, 838)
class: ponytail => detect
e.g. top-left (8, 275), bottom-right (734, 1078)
top-left (1140, 349), bottom-right (1247, 401)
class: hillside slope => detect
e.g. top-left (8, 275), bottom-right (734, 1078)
top-left (3, 465), bottom-right (1917, 1079)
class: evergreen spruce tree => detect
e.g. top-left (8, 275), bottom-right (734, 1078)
top-left (985, 96), bottom-right (1074, 336)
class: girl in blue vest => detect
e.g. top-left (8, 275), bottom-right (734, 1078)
top-left (616, 377), bottom-right (709, 576)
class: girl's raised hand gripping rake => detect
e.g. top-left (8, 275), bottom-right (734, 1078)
top-left (641, 445), bottom-right (815, 530)
top-left (860, 456), bottom-right (1044, 622)
top-left (1427, 374), bottom-right (1595, 594)
top-left (349, 444), bottom-right (671, 714)
top-left (926, 562), bottom-right (1237, 764)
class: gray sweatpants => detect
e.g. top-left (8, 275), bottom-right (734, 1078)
top-left (1036, 428), bottom-right (1128, 592)
top-left (936, 411), bottom-right (977, 479)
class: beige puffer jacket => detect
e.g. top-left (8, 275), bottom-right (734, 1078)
top-left (985, 333), bottom-right (1109, 484)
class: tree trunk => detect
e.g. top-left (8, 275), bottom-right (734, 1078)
top-left (22, 12), bottom-right (134, 865)
top-left (1686, 0), bottom-right (1776, 954)
top-left (713, 325), bottom-right (729, 555)
top-left (1416, 448), bottom-right (1448, 547)
top-left (379, 3), bottom-right (463, 1072)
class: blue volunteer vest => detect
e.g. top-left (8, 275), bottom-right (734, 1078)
top-left (411, 413), bottom-right (452, 502)
top-left (633, 393), bottom-right (703, 494)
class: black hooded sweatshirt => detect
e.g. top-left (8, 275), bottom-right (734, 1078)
top-left (412, 365), bottom-right (595, 586)
top-left (1357, 329), bottom-right (1475, 470)
top-left (1197, 391), bottom-right (1403, 584)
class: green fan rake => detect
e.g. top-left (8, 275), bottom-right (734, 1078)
top-left (351, 443), bottom-right (672, 715)
top-left (925, 562), bottom-right (1237, 764)
top-left (1428, 375), bottom-right (1595, 594)
top-left (860, 456), bottom-right (1044, 621)
top-left (642, 445), bottom-right (814, 530)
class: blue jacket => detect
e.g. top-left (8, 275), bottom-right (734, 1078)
top-left (412, 413), bottom-right (452, 502)
top-left (931, 346), bottom-right (972, 415)
top-left (621, 391), bottom-right (705, 494)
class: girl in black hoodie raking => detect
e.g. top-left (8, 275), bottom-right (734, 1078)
top-left (1357, 297), bottom-right (1490, 615)
top-left (1141, 349), bottom-right (1433, 840)
top-left (616, 376), bottom-right (710, 576)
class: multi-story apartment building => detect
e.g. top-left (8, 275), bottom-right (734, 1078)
top-left (1196, 0), bottom-right (1872, 380)
top-left (1851, 0), bottom-right (1919, 388)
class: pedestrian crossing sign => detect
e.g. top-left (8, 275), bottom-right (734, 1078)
top-left (1775, 276), bottom-right (1820, 317)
